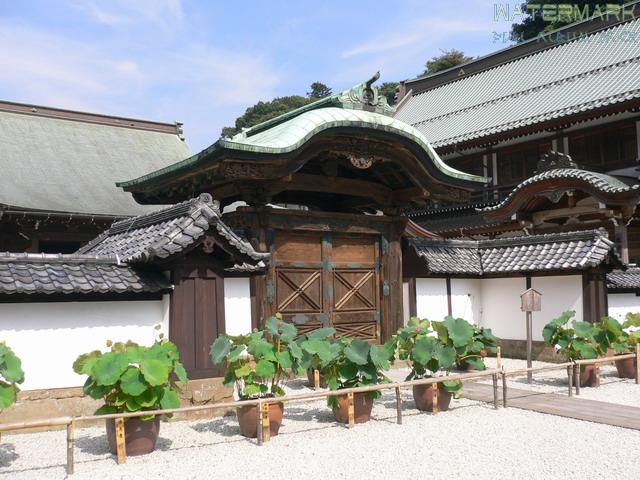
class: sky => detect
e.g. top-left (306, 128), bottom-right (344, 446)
top-left (0, 0), bottom-right (517, 152)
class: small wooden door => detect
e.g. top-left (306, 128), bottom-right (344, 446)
top-left (272, 232), bottom-right (380, 341)
top-left (170, 265), bottom-right (225, 379)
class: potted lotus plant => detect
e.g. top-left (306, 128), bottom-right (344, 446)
top-left (322, 337), bottom-right (395, 424)
top-left (0, 342), bottom-right (25, 410)
top-left (297, 327), bottom-right (337, 387)
top-left (456, 324), bottom-right (499, 371)
top-left (606, 313), bottom-right (640, 378)
top-left (209, 315), bottom-right (304, 438)
top-left (542, 311), bottom-right (604, 387)
top-left (397, 316), bottom-right (473, 412)
top-left (73, 337), bottom-right (188, 456)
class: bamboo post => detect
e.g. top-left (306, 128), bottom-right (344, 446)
top-left (114, 417), bottom-right (126, 465)
top-left (574, 364), bottom-right (581, 396)
top-left (634, 343), bottom-right (640, 385)
top-left (395, 387), bottom-right (402, 425)
top-left (431, 383), bottom-right (439, 414)
top-left (492, 374), bottom-right (499, 409)
top-left (347, 392), bottom-right (355, 428)
top-left (501, 371), bottom-right (508, 408)
top-left (313, 369), bottom-right (320, 390)
top-left (594, 364), bottom-right (601, 388)
top-left (496, 346), bottom-right (502, 370)
top-left (66, 420), bottom-right (75, 475)
top-left (261, 402), bottom-right (270, 443)
top-left (256, 400), bottom-right (263, 446)
top-left (567, 366), bottom-right (573, 397)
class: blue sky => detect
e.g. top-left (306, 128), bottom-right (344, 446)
top-left (0, 0), bottom-right (516, 151)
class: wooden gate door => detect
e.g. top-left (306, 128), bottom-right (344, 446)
top-left (170, 265), bottom-right (225, 379)
top-left (272, 232), bottom-right (380, 341)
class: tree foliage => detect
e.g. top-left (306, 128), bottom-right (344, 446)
top-left (510, 1), bottom-right (627, 42)
top-left (378, 82), bottom-right (399, 106)
top-left (307, 81), bottom-right (332, 99)
top-left (0, 342), bottom-right (24, 409)
top-left (422, 49), bottom-right (473, 76)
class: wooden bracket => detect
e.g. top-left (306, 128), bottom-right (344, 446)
top-left (115, 418), bottom-right (127, 465)
top-left (347, 392), bottom-right (355, 428)
top-left (66, 420), bottom-right (75, 475)
top-left (261, 403), bottom-right (270, 442)
top-left (313, 369), bottom-right (320, 390)
top-left (431, 383), bottom-right (439, 414)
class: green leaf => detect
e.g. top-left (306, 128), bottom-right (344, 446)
top-left (288, 341), bottom-right (303, 360)
top-left (94, 404), bottom-right (118, 416)
top-left (249, 339), bottom-right (277, 362)
top-left (234, 365), bottom-right (252, 378)
top-left (412, 336), bottom-right (436, 366)
top-left (140, 359), bottom-right (170, 386)
top-left (464, 356), bottom-right (486, 370)
top-left (125, 395), bottom-right (141, 412)
top-left (2, 350), bottom-right (24, 384)
top-left (370, 343), bottom-right (393, 370)
top-left (306, 327), bottom-right (336, 340)
top-left (92, 352), bottom-right (129, 386)
top-left (442, 379), bottom-right (463, 398)
top-left (435, 344), bottom-right (456, 370)
top-left (243, 383), bottom-right (261, 397)
top-left (431, 321), bottom-right (448, 344)
top-left (174, 362), bottom-right (188, 384)
top-left (210, 336), bottom-right (232, 365)
top-left (573, 340), bottom-right (597, 359)
top-left (120, 367), bottom-right (148, 396)
top-left (83, 378), bottom-right (111, 400)
top-left (338, 361), bottom-right (359, 380)
top-left (265, 316), bottom-right (298, 342)
top-left (344, 339), bottom-right (370, 365)
top-left (137, 388), bottom-right (159, 408)
top-left (227, 346), bottom-right (246, 363)
top-left (72, 350), bottom-right (102, 376)
top-left (255, 360), bottom-right (276, 378)
top-left (160, 388), bottom-right (181, 410)
top-left (0, 384), bottom-right (17, 408)
top-left (573, 322), bottom-right (595, 339)
top-left (275, 351), bottom-right (293, 369)
top-left (443, 317), bottom-right (475, 348)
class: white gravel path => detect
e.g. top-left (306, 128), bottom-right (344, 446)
top-left (1, 373), bottom-right (639, 480)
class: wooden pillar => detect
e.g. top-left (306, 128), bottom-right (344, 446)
top-left (446, 277), bottom-right (452, 316)
top-left (381, 220), bottom-right (405, 341)
top-left (407, 277), bottom-right (417, 318)
top-left (582, 269), bottom-right (608, 323)
top-left (615, 223), bottom-right (630, 265)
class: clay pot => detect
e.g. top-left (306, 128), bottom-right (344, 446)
top-left (106, 417), bottom-right (160, 456)
top-left (306, 369), bottom-right (327, 388)
top-left (614, 356), bottom-right (637, 379)
top-left (332, 392), bottom-right (374, 424)
top-left (236, 402), bottom-right (284, 438)
top-left (579, 364), bottom-right (600, 388)
top-left (412, 383), bottom-right (453, 412)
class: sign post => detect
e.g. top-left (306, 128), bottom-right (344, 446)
top-left (520, 288), bottom-right (542, 384)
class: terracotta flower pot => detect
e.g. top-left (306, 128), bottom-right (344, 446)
top-left (306, 369), bottom-right (327, 388)
top-left (579, 364), bottom-right (600, 388)
top-left (614, 356), bottom-right (637, 379)
top-left (332, 392), bottom-right (374, 424)
top-left (106, 417), bottom-right (160, 456)
top-left (236, 402), bottom-right (284, 438)
top-left (412, 383), bottom-right (452, 412)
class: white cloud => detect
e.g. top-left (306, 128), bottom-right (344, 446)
top-left (73, 0), bottom-right (185, 30)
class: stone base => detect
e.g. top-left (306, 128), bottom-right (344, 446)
top-left (1, 378), bottom-right (232, 434)
top-left (494, 339), bottom-right (565, 363)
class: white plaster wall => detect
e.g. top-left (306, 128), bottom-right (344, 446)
top-left (450, 278), bottom-right (482, 324)
top-left (224, 278), bottom-right (252, 336)
top-left (608, 293), bottom-right (640, 322)
top-left (415, 278), bottom-right (448, 321)
top-left (402, 281), bottom-right (410, 325)
top-left (531, 276), bottom-right (583, 338)
top-left (480, 277), bottom-right (527, 339)
top-left (0, 300), bottom-right (164, 390)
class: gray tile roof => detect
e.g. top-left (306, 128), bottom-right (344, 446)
top-left (395, 18), bottom-right (640, 148)
top-left (409, 229), bottom-right (619, 275)
top-left (607, 268), bottom-right (640, 290)
top-left (78, 194), bottom-right (269, 265)
top-left (0, 253), bottom-right (170, 295)
top-left (0, 108), bottom-right (190, 216)
top-left (483, 168), bottom-right (640, 213)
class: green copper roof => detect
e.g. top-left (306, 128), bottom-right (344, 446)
top-left (119, 75), bottom-right (489, 190)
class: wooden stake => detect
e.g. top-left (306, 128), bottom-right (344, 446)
top-left (313, 369), bottom-right (320, 390)
top-left (501, 371), bottom-right (507, 408)
top-left (492, 374), bottom-right (499, 409)
top-left (496, 346), bottom-right (502, 370)
top-left (636, 343), bottom-right (640, 385)
top-left (567, 366), bottom-right (573, 397)
top-left (574, 364), bottom-right (581, 396)
top-left (395, 387), bottom-right (402, 424)
top-left (261, 403), bottom-right (270, 443)
top-left (347, 392), bottom-right (355, 428)
top-left (256, 401), bottom-right (263, 446)
top-left (431, 383), bottom-right (439, 414)
top-left (114, 418), bottom-right (126, 465)
top-left (594, 364), bottom-right (601, 388)
top-left (66, 420), bottom-right (75, 475)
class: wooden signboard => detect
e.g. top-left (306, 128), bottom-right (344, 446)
top-left (520, 288), bottom-right (542, 312)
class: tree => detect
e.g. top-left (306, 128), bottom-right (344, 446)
top-left (378, 82), bottom-right (399, 106)
top-left (510, 1), bottom-right (626, 42)
top-left (221, 82), bottom-right (331, 137)
top-left (422, 49), bottom-right (473, 76)
top-left (307, 82), bottom-right (332, 99)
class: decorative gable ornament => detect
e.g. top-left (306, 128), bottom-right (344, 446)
top-left (520, 288), bottom-right (542, 312)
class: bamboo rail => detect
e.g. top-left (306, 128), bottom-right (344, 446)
top-left (1, 346), bottom-right (639, 476)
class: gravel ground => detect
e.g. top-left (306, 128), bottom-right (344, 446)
top-left (475, 358), bottom-right (640, 407)
top-left (1, 371), bottom-right (639, 480)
